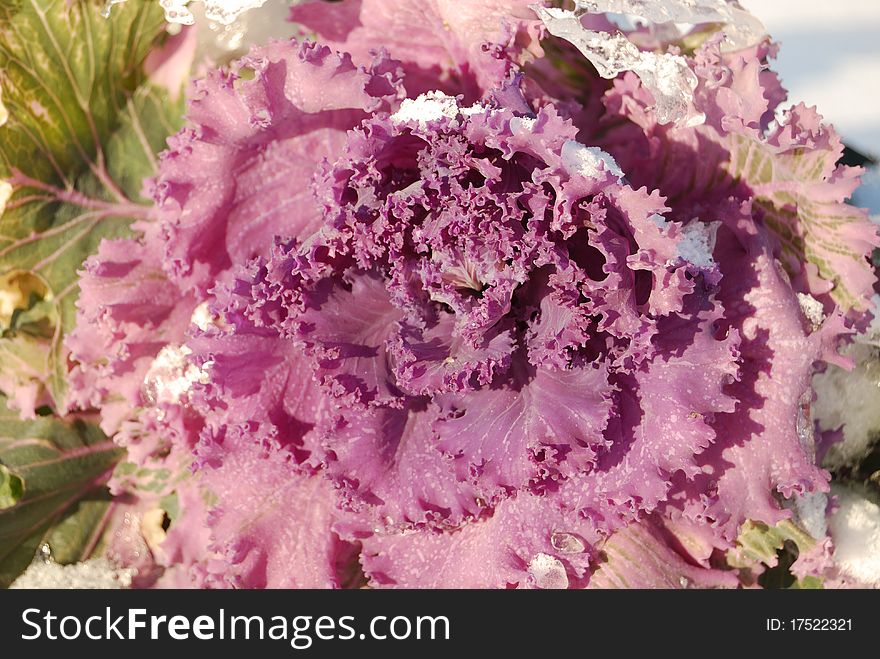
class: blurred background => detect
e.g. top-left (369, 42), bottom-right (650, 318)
top-left (740, 0), bottom-right (879, 157)
top-left (739, 0), bottom-right (880, 212)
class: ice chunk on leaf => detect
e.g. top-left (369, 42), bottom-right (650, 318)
top-left (535, 6), bottom-right (703, 126)
top-left (157, 0), bottom-right (197, 25)
top-left (794, 491), bottom-right (828, 540)
top-left (572, 1), bottom-right (765, 51)
top-left (142, 344), bottom-right (210, 407)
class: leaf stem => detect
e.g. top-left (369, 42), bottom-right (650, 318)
top-left (80, 500), bottom-right (116, 561)
top-left (8, 170), bottom-right (150, 220)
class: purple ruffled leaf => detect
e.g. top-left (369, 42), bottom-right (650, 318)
top-left (290, 0), bottom-right (546, 99)
top-left (153, 40), bottom-right (402, 294)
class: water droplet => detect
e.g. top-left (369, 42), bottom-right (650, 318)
top-left (528, 553), bottom-right (569, 589)
top-left (679, 576), bottom-right (692, 589)
top-left (251, 108), bottom-right (271, 127)
top-left (475, 497), bottom-right (487, 508)
top-left (38, 542), bottom-right (52, 563)
top-left (101, 0), bottom-right (127, 19)
top-left (550, 531), bottom-right (586, 554)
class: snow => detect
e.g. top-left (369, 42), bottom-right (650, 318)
top-left (460, 103), bottom-right (488, 117)
top-left (739, 0), bottom-right (880, 155)
top-left (11, 554), bottom-right (132, 589)
top-left (509, 116), bottom-right (536, 134)
top-left (794, 491), bottom-right (828, 539)
top-left (868, 294), bottom-right (880, 340)
top-left (828, 485), bottom-right (880, 586)
top-left (677, 221), bottom-right (718, 269)
top-left (813, 341), bottom-right (880, 470)
top-left (649, 213), bottom-right (667, 227)
top-left (650, 214), bottom-right (718, 269)
top-left (190, 301), bottom-right (215, 331)
top-left (797, 293), bottom-right (826, 330)
top-left (561, 140), bottom-right (624, 180)
top-left (391, 91), bottom-right (461, 128)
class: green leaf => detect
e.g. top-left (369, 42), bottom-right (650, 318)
top-left (728, 519), bottom-right (824, 589)
top-left (726, 132), bottom-right (875, 312)
top-left (728, 519), bottom-right (816, 567)
top-left (0, 0), bottom-right (184, 410)
top-left (0, 463), bottom-right (23, 508)
top-left (0, 393), bottom-right (123, 587)
top-left (790, 575), bottom-right (823, 589)
top-left (727, 520), bottom-right (816, 567)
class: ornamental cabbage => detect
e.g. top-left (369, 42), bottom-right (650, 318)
top-left (57, 0), bottom-right (878, 588)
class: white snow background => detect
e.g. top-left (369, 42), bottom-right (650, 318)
top-left (740, 0), bottom-right (880, 158)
